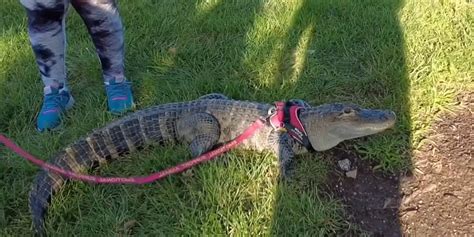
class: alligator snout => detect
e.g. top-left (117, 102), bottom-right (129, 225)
top-left (381, 110), bottom-right (396, 128)
top-left (358, 109), bottom-right (396, 130)
top-left (381, 111), bottom-right (396, 120)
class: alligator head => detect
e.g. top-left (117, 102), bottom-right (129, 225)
top-left (299, 103), bottom-right (396, 151)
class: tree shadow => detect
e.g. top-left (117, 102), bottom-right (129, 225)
top-left (264, 0), bottom-right (411, 235)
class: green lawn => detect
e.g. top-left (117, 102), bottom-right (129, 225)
top-left (0, 0), bottom-right (472, 235)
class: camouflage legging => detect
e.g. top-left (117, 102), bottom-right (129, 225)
top-left (20, 0), bottom-right (126, 92)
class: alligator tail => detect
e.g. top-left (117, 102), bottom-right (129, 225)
top-left (29, 114), bottom-right (158, 235)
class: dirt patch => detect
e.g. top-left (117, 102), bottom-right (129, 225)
top-left (324, 92), bottom-right (473, 236)
top-left (400, 93), bottom-right (473, 235)
top-left (324, 147), bottom-right (402, 236)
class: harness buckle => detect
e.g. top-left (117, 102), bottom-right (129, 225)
top-left (267, 100), bottom-right (314, 151)
top-left (267, 102), bottom-right (285, 131)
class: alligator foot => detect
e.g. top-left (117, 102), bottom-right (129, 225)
top-left (176, 112), bottom-right (220, 157)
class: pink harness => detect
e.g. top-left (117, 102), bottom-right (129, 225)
top-left (269, 101), bottom-right (313, 150)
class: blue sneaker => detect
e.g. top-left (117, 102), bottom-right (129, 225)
top-left (105, 79), bottom-right (135, 114)
top-left (36, 87), bottom-right (74, 132)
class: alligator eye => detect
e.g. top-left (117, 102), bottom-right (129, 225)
top-left (343, 108), bottom-right (353, 114)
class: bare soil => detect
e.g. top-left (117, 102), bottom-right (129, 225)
top-left (325, 93), bottom-right (473, 236)
top-left (325, 148), bottom-right (402, 236)
top-left (400, 93), bottom-right (473, 236)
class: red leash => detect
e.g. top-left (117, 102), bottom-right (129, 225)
top-left (0, 119), bottom-right (265, 184)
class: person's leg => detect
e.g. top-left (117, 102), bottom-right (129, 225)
top-left (72, 0), bottom-right (134, 113)
top-left (21, 0), bottom-right (74, 131)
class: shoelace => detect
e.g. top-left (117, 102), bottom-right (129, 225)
top-left (41, 94), bottom-right (67, 114)
top-left (107, 82), bottom-right (129, 101)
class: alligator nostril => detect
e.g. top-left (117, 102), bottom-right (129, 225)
top-left (379, 111), bottom-right (396, 121)
top-left (389, 111), bottom-right (396, 120)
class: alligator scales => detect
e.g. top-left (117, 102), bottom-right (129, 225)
top-left (29, 93), bottom-right (396, 235)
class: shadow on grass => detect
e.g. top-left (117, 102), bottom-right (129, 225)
top-left (124, 0), bottom-right (412, 235)
top-left (122, 0), bottom-right (267, 105)
top-left (1, 0), bottom-right (411, 235)
top-left (264, 0), bottom-right (411, 235)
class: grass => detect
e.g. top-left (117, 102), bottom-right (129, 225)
top-left (0, 0), bottom-right (472, 235)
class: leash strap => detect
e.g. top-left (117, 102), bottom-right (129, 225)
top-left (0, 118), bottom-right (266, 185)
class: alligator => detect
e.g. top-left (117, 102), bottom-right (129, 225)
top-left (29, 93), bottom-right (396, 235)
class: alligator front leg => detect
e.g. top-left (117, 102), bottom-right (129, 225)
top-left (176, 112), bottom-right (221, 157)
top-left (267, 131), bottom-right (296, 179)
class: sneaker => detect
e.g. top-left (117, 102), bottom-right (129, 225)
top-left (36, 86), bottom-right (74, 132)
top-left (105, 78), bottom-right (135, 114)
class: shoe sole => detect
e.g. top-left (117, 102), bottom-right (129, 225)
top-left (109, 102), bottom-right (136, 115)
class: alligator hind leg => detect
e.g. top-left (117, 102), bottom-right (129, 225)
top-left (198, 93), bottom-right (229, 100)
top-left (177, 113), bottom-right (220, 157)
